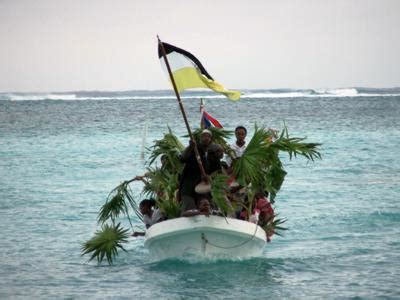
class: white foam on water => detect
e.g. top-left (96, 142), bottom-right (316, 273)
top-left (1, 88), bottom-right (400, 101)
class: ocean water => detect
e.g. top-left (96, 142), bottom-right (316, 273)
top-left (0, 88), bottom-right (399, 299)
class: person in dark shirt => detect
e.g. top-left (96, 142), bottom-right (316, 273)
top-left (179, 129), bottom-right (222, 215)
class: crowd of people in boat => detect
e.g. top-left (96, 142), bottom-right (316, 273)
top-left (132, 126), bottom-right (275, 241)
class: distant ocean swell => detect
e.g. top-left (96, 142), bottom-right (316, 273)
top-left (1, 87), bottom-right (400, 101)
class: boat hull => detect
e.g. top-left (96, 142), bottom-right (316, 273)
top-left (144, 215), bottom-right (266, 260)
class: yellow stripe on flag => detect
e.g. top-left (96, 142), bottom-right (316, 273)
top-left (200, 76), bottom-right (240, 101)
top-left (172, 67), bottom-right (208, 92)
top-left (172, 67), bottom-right (240, 101)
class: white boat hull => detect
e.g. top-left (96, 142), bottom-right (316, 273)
top-left (144, 215), bottom-right (266, 260)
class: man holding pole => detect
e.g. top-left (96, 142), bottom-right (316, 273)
top-left (179, 129), bottom-right (222, 214)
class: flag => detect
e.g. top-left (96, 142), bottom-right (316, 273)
top-left (201, 109), bottom-right (223, 129)
top-left (200, 99), bottom-right (223, 129)
top-left (158, 42), bottom-right (240, 101)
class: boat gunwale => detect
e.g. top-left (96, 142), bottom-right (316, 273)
top-left (144, 215), bottom-right (267, 246)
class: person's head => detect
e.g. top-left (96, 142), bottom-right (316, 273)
top-left (215, 144), bottom-right (224, 159)
top-left (209, 143), bottom-right (224, 159)
top-left (235, 126), bottom-right (247, 144)
top-left (255, 191), bottom-right (269, 200)
top-left (139, 199), bottom-right (156, 216)
top-left (198, 197), bottom-right (210, 213)
top-left (201, 129), bottom-right (212, 146)
top-left (255, 191), bottom-right (265, 200)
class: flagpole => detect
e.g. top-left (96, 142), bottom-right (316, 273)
top-left (200, 98), bottom-right (205, 129)
top-left (157, 36), bottom-right (208, 180)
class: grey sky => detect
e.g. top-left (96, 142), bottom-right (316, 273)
top-left (1, 0), bottom-right (399, 92)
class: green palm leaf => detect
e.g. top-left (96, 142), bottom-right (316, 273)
top-left (261, 217), bottom-right (288, 237)
top-left (142, 168), bottom-right (179, 198)
top-left (147, 127), bottom-right (185, 174)
top-left (141, 167), bottom-right (181, 218)
top-left (233, 125), bottom-right (321, 200)
top-left (264, 159), bottom-right (287, 202)
top-left (271, 126), bottom-right (322, 161)
top-left (233, 125), bottom-right (271, 189)
top-left (211, 173), bottom-right (233, 216)
top-left (98, 181), bottom-right (142, 225)
top-left (157, 198), bottom-right (181, 219)
top-left (81, 223), bottom-right (129, 265)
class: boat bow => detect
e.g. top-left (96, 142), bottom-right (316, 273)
top-left (145, 215), bottom-right (267, 260)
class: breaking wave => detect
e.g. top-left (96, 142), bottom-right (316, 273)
top-left (1, 87), bottom-right (400, 101)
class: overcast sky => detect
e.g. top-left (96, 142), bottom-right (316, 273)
top-left (1, 0), bottom-right (399, 92)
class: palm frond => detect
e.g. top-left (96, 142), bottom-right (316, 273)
top-left (145, 168), bottom-right (181, 218)
top-left (261, 216), bottom-right (288, 237)
top-left (98, 192), bottom-right (125, 224)
top-left (98, 181), bottom-right (142, 225)
top-left (147, 127), bottom-right (184, 174)
top-left (233, 125), bottom-right (270, 188)
top-left (141, 167), bottom-right (179, 200)
top-left (81, 223), bottom-right (129, 265)
top-left (263, 155), bottom-right (287, 202)
top-left (157, 198), bottom-right (181, 219)
top-left (211, 173), bottom-right (233, 216)
top-left (271, 126), bottom-right (322, 161)
top-left (233, 125), bottom-right (321, 200)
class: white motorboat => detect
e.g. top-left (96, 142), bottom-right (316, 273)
top-left (144, 215), bottom-right (267, 260)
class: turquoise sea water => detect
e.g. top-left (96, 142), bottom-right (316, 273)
top-left (0, 89), bottom-right (399, 298)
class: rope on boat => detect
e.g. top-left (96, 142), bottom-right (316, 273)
top-left (201, 223), bottom-right (259, 249)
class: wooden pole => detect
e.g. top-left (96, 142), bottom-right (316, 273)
top-left (157, 36), bottom-right (207, 179)
top-left (200, 98), bottom-right (205, 129)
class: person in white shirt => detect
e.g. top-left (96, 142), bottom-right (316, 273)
top-left (224, 126), bottom-right (248, 211)
top-left (226, 126), bottom-right (247, 167)
top-left (132, 199), bottom-right (163, 236)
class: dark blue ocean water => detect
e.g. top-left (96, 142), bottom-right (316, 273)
top-left (0, 89), bottom-right (399, 298)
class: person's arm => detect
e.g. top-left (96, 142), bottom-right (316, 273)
top-left (182, 209), bottom-right (210, 217)
top-left (182, 209), bottom-right (200, 217)
top-left (180, 142), bottom-right (195, 161)
top-left (133, 175), bottom-right (148, 184)
top-left (131, 231), bottom-right (145, 237)
top-left (225, 155), bottom-right (232, 168)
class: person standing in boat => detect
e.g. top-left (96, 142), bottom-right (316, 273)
top-left (179, 129), bottom-right (222, 215)
top-left (226, 126), bottom-right (247, 167)
top-left (225, 126), bottom-right (248, 208)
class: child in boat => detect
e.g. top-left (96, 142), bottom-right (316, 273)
top-left (254, 191), bottom-right (275, 242)
top-left (254, 192), bottom-right (274, 225)
top-left (132, 199), bottom-right (163, 237)
top-left (182, 197), bottom-right (211, 217)
top-left (239, 192), bottom-right (275, 236)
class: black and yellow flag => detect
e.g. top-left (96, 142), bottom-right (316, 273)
top-left (158, 42), bottom-right (240, 101)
